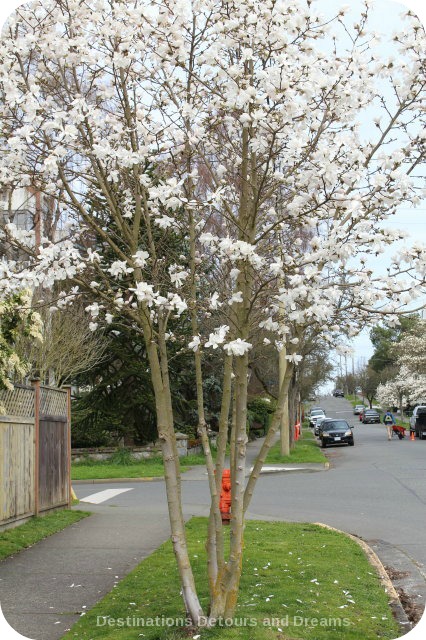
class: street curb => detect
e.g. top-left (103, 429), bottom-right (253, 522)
top-left (314, 522), bottom-right (412, 633)
top-left (257, 461), bottom-right (330, 473)
top-left (72, 476), bottom-right (164, 484)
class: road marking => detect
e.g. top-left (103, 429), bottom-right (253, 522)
top-left (80, 488), bottom-right (133, 504)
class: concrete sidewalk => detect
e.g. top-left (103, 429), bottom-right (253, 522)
top-left (0, 507), bottom-right (171, 640)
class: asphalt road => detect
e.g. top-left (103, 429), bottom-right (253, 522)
top-left (73, 396), bottom-right (426, 573)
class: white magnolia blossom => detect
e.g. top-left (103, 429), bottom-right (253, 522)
top-left (223, 339), bottom-right (252, 357)
top-left (169, 266), bottom-right (189, 288)
top-left (188, 336), bottom-right (201, 352)
top-left (132, 282), bottom-right (157, 305)
top-left (228, 291), bottom-right (243, 304)
top-left (259, 318), bottom-right (279, 332)
top-left (205, 325), bottom-right (229, 349)
top-left (168, 293), bottom-right (187, 316)
top-left (132, 250), bottom-right (150, 268)
top-left (85, 302), bottom-right (101, 318)
top-left (285, 353), bottom-right (303, 364)
top-left (209, 292), bottom-right (222, 310)
top-left (108, 261), bottom-right (134, 277)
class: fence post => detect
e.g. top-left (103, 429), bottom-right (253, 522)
top-left (63, 385), bottom-right (72, 508)
top-left (31, 378), bottom-right (41, 517)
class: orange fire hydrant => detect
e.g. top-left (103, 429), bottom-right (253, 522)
top-left (219, 469), bottom-right (231, 524)
top-left (294, 422), bottom-right (301, 441)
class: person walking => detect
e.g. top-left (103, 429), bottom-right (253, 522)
top-left (383, 409), bottom-right (396, 440)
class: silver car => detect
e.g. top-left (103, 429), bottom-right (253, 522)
top-left (314, 415), bottom-right (328, 436)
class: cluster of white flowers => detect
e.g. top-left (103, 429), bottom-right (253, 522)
top-left (223, 339), bottom-right (252, 357)
top-left (0, 0), bottom-right (424, 374)
top-left (205, 325), bottom-right (229, 349)
top-left (199, 234), bottom-right (263, 268)
top-left (108, 261), bottom-right (134, 278)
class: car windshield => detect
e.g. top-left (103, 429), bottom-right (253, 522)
top-left (311, 410), bottom-right (324, 416)
top-left (321, 421), bottom-right (349, 431)
top-left (365, 410), bottom-right (378, 414)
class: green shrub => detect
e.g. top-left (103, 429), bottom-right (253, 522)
top-left (108, 447), bottom-right (135, 465)
top-left (247, 397), bottom-right (275, 437)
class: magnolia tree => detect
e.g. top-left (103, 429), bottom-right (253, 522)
top-left (1, 0), bottom-right (426, 625)
top-left (376, 365), bottom-right (426, 408)
top-left (377, 320), bottom-right (426, 408)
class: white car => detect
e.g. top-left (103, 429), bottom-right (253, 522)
top-left (309, 409), bottom-right (326, 429)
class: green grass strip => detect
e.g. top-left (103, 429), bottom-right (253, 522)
top-left (266, 429), bottom-right (327, 464)
top-left (0, 509), bottom-right (90, 561)
top-left (63, 518), bottom-right (399, 640)
top-left (71, 454), bottom-right (207, 480)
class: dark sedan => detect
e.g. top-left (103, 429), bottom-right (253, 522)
top-left (319, 419), bottom-right (354, 448)
top-left (333, 389), bottom-right (345, 397)
top-left (362, 409), bottom-right (380, 424)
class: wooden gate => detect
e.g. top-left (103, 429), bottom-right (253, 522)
top-left (0, 382), bottom-right (71, 529)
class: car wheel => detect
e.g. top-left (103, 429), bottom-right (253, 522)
top-left (321, 440), bottom-right (326, 448)
top-left (349, 440), bottom-right (354, 446)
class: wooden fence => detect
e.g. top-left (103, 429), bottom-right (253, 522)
top-left (0, 382), bottom-right (71, 529)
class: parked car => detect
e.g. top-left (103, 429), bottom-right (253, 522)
top-left (309, 406), bottom-right (324, 414)
top-left (353, 404), bottom-right (365, 415)
top-left (309, 409), bottom-right (326, 428)
top-left (411, 406), bottom-right (426, 439)
top-left (319, 419), bottom-right (354, 447)
top-left (409, 405), bottom-right (426, 430)
top-left (333, 389), bottom-right (345, 397)
top-left (362, 409), bottom-right (381, 424)
top-left (314, 415), bottom-right (329, 436)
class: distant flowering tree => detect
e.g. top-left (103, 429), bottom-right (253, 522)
top-left (376, 320), bottom-right (426, 410)
top-left (0, 290), bottom-right (42, 393)
top-left (1, 0), bottom-right (426, 625)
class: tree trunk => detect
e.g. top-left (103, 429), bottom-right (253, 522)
top-left (279, 345), bottom-right (290, 456)
top-left (144, 329), bottom-right (204, 624)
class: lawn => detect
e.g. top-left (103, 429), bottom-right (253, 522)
top-left (0, 509), bottom-right (89, 561)
top-left (63, 517), bottom-right (400, 640)
top-left (71, 453), bottom-right (208, 480)
top-left (266, 429), bottom-right (327, 464)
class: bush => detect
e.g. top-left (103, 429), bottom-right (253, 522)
top-left (247, 396), bottom-right (275, 438)
top-left (248, 396), bottom-right (274, 422)
top-left (108, 447), bottom-right (135, 465)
